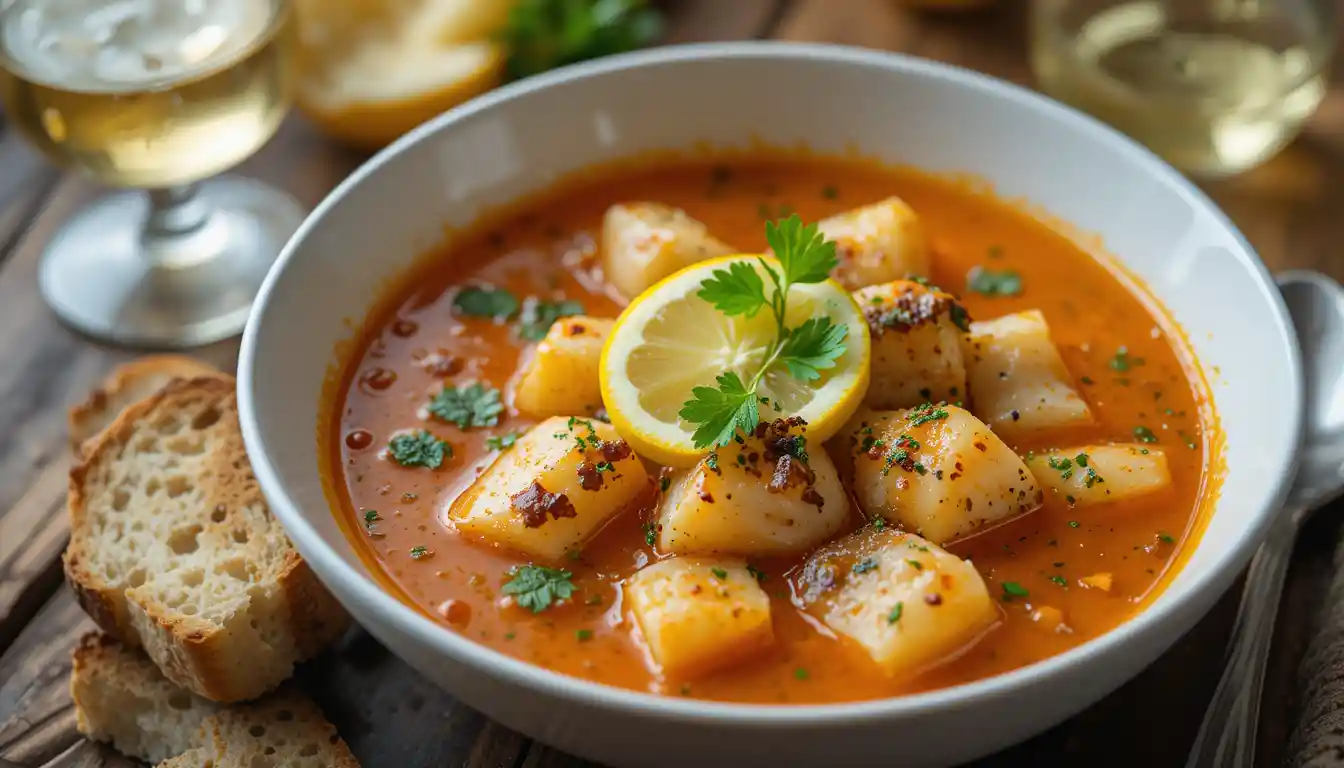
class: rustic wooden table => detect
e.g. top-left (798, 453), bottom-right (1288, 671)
top-left (2, 3), bottom-right (1342, 766)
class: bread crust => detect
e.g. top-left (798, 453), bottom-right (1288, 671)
top-left (65, 376), bottom-right (348, 703)
top-left (68, 355), bottom-right (222, 459)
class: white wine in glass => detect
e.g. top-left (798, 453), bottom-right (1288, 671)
top-left (1030, 0), bottom-right (1334, 177)
top-left (0, 0), bottom-right (304, 347)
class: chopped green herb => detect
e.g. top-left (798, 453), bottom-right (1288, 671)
top-left (1048, 575), bottom-right (1067, 587)
top-left (906, 559), bottom-right (924, 571)
top-left (518, 298), bottom-right (585, 340)
top-left (502, 565), bottom-right (576, 613)
top-left (706, 452), bottom-right (720, 471)
top-left (1001, 581), bottom-right (1029, 600)
top-left (585, 593), bottom-right (603, 606)
top-left (429, 383), bottom-right (504, 429)
top-left (851, 558), bottom-right (879, 575)
top-left (794, 667), bottom-right (810, 680)
top-left (821, 184), bottom-right (839, 200)
top-left (988, 245), bottom-right (1005, 259)
top-left (642, 522), bottom-right (657, 547)
top-left (872, 517), bottom-right (887, 531)
top-left (363, 510), bottom-right (380, 526)
top-left (966, 266), bottom-right (1023, 297)
top-left (711, 567), bottom-right (729, 580)
top-left (409, 546), bottom-right (431, 560)
top-left (388, 431), bottom-right (452, 469)
top-left (1179, 431), bottom-right (1198, 450)
top-left (1133, 426), bottom-right (1159, 444)
top-left (949, 302), bottom-right (971, 332)
top-left (1109, 346), bottom-right (1144, 372)
top-left (575, 629), bottom-right (594, 642)
top-left (1068, 520), bottom-right (1081, 529)
top-left (566, 549), bottom-right (582, 561)
top-left (887, 602), bottom-right (904, 624)
top-left (453, 286), bottom-right (520, 319)
top-left (1158, 533), bottom-right (1176, 544)
top-left (1080, 376), bottom-right (1095, 385)
top-left (486, 432), bottom-right (520, 451)
top-left (908, 402), bottom-right (949, 427)
top-left (1065, 495), bottom-right (1076, 504)
top-left (1047, 455), bottom-right (1074, 480)
top-left (1074, 453), bottom-right (1089, 467)
top-left (659, 476), bottom-right (671, 493)
top-left (746, 564), bottom-right (767, 582)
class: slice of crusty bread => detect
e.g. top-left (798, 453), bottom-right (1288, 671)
top-left (178, 693), bottom-right (360, 767)
top-left (71, 633), bottom-right (218, 764)
top-left (64, 376), bottom-right (349, 703)
top-left (69, 355), bottom-right (223, 459)
top-left (72, 633), bottom-right (359, 767)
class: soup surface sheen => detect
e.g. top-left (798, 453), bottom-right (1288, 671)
top-left (326, 155), bottom-right (1213, 704)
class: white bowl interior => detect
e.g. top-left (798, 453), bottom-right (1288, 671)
top-left (239, 44), bottom-right (1300, 751)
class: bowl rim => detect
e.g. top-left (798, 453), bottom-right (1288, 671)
top-left (238, 41), bottom-right (1303, 725)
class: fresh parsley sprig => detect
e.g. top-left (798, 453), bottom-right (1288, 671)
top-left (678, 216), bottom-right (848, 449)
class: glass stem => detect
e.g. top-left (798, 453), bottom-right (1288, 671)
top-left (141, 183), bottom-right (214, 267)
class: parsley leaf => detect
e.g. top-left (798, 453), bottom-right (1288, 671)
top-left (409, 545), bottom-right (432, 560)
top-left (388, 431), bottom-right (451, 469)
top-left (678, 215), bottom-right (849, 449)
top-left (678, 372), bottom-right (759, 451)
top-left (966, 267), bottom-right (1023, 297)
top-left (778, 317), bottom-right (848, 382)
top-left (887, 602), bottom-right (904, 624)
top-left (429, 383), bottom-right (504, 429)
top-left (519, 298), bottom-right (585, 341)
top-left (502, 565), bottom-right (576, 613)
top-left (766, 216), bottom-right (837, 285)
top-left (698, 260), bottom-right (767, 317)
top-left (454, 286), bottom-right (520, 319)
top-left (1002, 581), bottom-right (1030, 600)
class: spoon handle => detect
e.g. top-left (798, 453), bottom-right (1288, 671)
top-left (1186, 510), bottom-right (1302, 768)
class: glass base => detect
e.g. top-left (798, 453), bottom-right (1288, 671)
top-left (38, 176), bottom-right (306, 348)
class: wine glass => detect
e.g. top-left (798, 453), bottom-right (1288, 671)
top-left (0, 0), bottom-right (305, 347)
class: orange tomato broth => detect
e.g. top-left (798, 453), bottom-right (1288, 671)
top-left (322, 151), bottom-right (1218, 704)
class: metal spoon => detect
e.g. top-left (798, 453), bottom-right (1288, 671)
top-left (1186, 270), bottom-right (1344, 768)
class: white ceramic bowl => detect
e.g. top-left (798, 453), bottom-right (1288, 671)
top-left (238, 43), bottom-right (1302, 767)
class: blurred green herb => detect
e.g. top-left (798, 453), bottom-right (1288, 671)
top-left (502, 0), bottom-right (663, 81)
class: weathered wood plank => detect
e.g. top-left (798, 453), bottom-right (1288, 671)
top-left (0, 591), bottom-right (92, 767)
top-left (0, 137), bottom-right (58, 266)
top-left (0, 458), bottom-right (71, 653)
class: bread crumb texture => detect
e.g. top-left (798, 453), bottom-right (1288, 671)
top-left (64, 376), bottom-right (348, 702)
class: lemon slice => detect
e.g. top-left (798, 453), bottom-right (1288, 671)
top-left (601, 255), bottom-right (871, 468)
top-left (293, 0), bottom-right (512, 150)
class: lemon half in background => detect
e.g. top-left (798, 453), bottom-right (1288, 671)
top-left (600, 255), bottom-right (872, 468)
top-left (293, 0), bottom-right (512, 150)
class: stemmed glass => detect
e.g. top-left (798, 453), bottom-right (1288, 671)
top-left (0, 0), bottom-right (304, 347)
